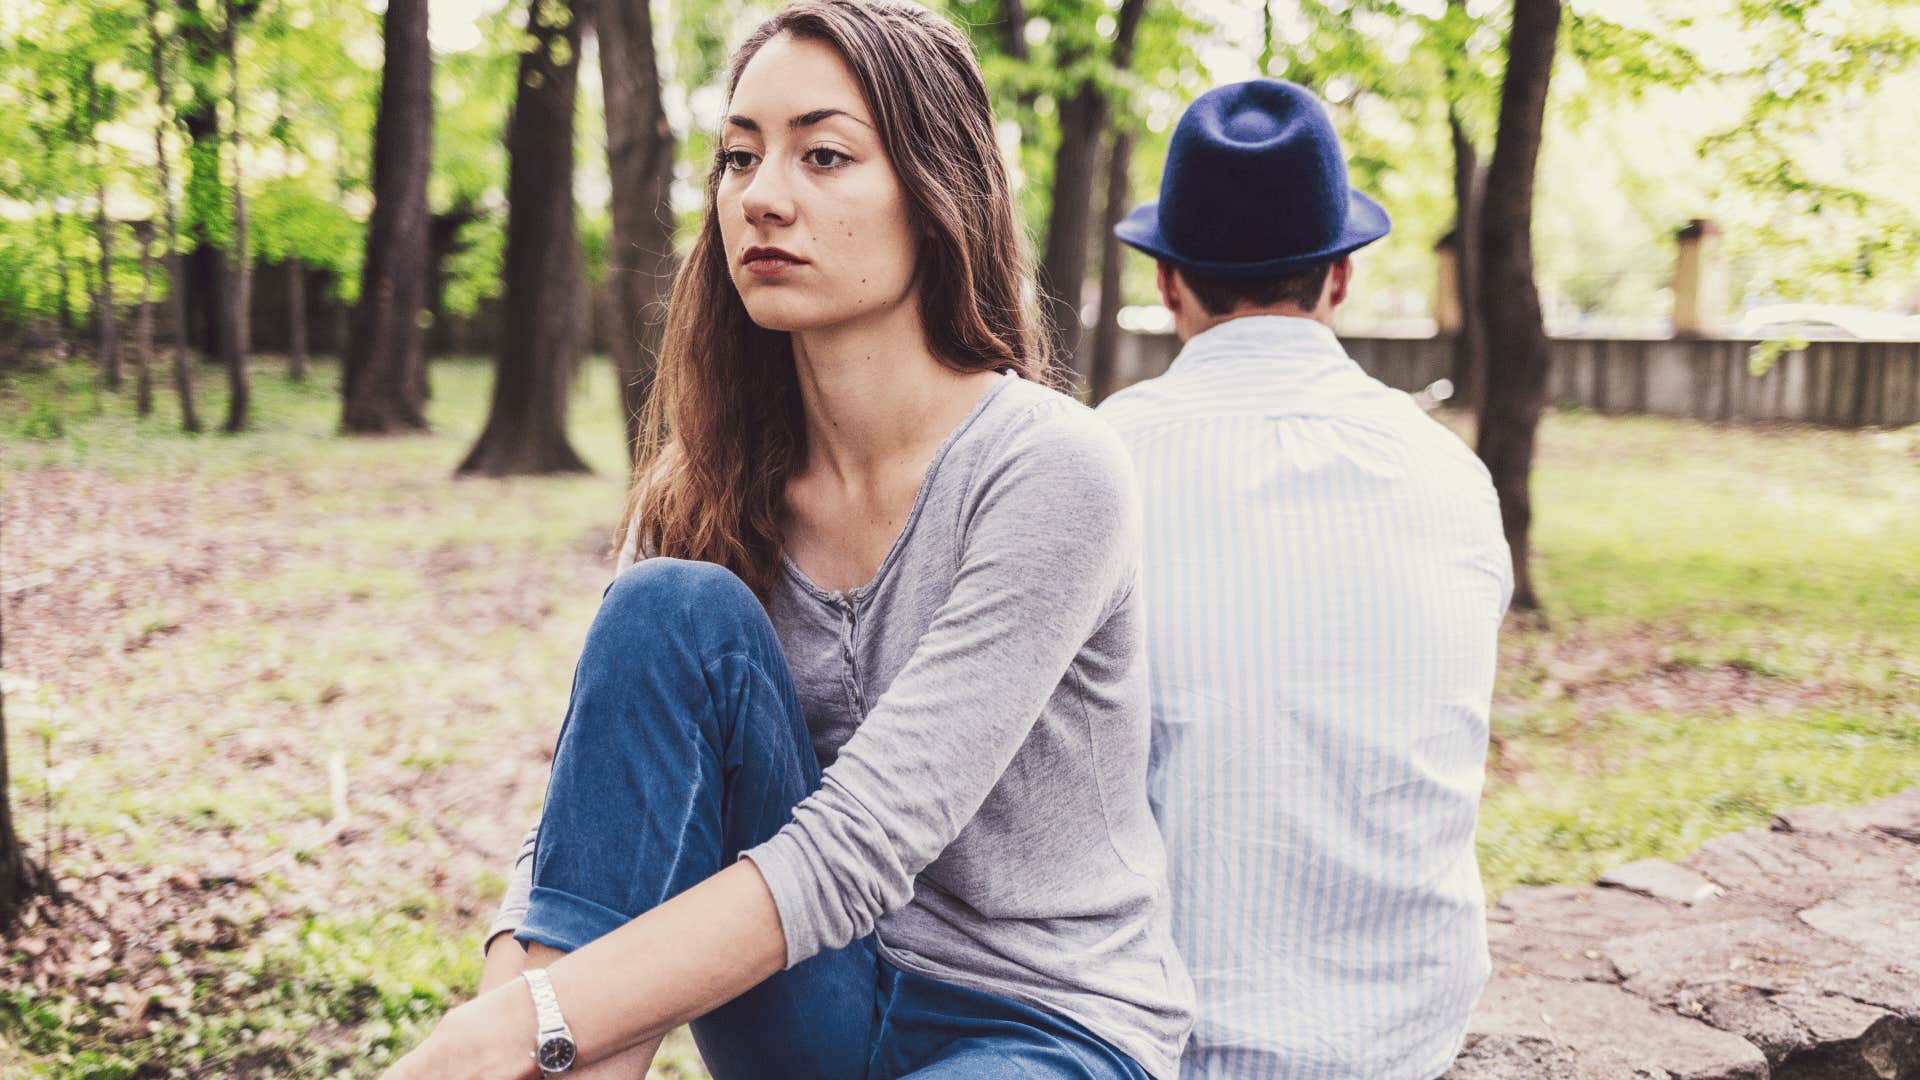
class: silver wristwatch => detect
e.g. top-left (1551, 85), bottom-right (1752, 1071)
top-left (522, 968), bottom-right (579, 1075)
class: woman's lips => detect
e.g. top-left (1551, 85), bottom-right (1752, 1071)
top-left (745, 255), bottom-right (803, 278)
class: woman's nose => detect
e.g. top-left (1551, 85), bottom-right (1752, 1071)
top-left (741, 159), bottom-right (796, 226)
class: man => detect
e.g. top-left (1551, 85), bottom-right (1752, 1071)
top-left (1099, 79), bottom-right (1513, 1079)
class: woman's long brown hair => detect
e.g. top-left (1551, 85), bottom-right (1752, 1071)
top-left (621, 0), bottom-right (1059, 599)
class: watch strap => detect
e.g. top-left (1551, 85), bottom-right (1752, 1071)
top-left (522, 968), bottom-right (576, 1074)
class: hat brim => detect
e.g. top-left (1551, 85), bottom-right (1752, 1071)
top-left (1113, 188), bottom-right (1391, 279)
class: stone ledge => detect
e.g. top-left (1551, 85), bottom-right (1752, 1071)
top-left (1449, 787), bottom-right (1920, 1079)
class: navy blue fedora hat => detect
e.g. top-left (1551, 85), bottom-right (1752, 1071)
top-left (1115, 79), bottom-right (1390, 279)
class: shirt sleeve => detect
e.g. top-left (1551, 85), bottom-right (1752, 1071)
top-left (486, 511), bottom-right (649, 954)
top-left (487, 825), bottom-right (539, 949)
top-left (741, 401), bottom-right (1142, 967)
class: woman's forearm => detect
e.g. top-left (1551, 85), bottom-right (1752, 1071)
top-left (422, 860), bottom-right (787, 1079)
top-left (552, 860), bottom-right (786, 1060)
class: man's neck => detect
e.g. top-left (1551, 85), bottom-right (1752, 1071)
top-left (1179, 304), bottom-right (1330, 344)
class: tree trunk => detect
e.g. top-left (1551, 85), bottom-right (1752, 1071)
top-left (332, 295), bottom-right (349, 358)
top-left (96, 202), bottom-right (121, 391)
top-left (1449, 109), bottom-right (1487, 416)
top-left (150, 0), bottom-right (203, 433)
top-left (177, 0), bottom-right (247, 435)
top-left (598, 0), bottom-right (677, 464)
top-left (1088, 128), bottom-right (1134, 404)
top-left (91, 74), bottom-right (122, 392)
top-left (423, 206), bottom-right (475, 357)
top-left (1037, 0), bottom-right (1145, 384)
top-left (0, 682), bottom-right (51, 932)
top-left (226, 0), bottom-right (252, 358)
top-left (134, 221), bottom-right (157, 415)
top-left (458, 0), bottom-right (590, 477)
top-left (177, 0), bottom-right (231, 367)
top-left (341, 0), bottom-right (433, 433)
top-left (998, 0), bottom-right (1029, 63)
top-left (219, 0), bottom-right (251, 432)
top-left (1040, 85), bottom-right (1104, 380)
top-left (51, 210), bottom-right (73, 343)
top-left (183, 238), bottom-right (220, 357)
top-left (287, 259), bottom-right (308, 381)
top-left (997, 0), bottom-right (1037, 118)
top-left (1474, 0), bottom-right (1561, 613)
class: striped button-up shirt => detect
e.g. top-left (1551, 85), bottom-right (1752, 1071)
top-left (1098, 316), bottom-right (1512, 1080)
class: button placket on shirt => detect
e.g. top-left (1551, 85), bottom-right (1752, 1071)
top-left (837, 593), bottom-right (866, 716)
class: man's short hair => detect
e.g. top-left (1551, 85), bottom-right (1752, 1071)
top-left (1177, 261), bottom-right (1333, 317)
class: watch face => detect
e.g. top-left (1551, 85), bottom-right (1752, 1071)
top-left (537, 1035), bottom-right (578, 1072)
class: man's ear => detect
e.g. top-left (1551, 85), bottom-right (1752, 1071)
top-left (1325, 256), bottom-right (1354, 311)
top-left (1156, 262), bottom-right (1181, 316)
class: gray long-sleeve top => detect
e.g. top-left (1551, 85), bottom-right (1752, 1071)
top-left (491, 373), bottom-right (1195, 1078)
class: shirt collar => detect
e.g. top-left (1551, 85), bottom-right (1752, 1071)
top-left (1169, 315), bottom-right (1348, 374)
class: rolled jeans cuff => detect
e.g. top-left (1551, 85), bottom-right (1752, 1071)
top-left (514, 885), bottom-right (634, 954)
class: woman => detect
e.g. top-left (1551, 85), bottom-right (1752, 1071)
top-left (383, 2), bottom-right (1192, 1077)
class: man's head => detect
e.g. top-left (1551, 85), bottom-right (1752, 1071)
top-left (1114, 79), bottom-right (1387, 342)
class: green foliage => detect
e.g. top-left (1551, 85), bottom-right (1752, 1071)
top-left (1563, 7), bottom-right (1705, 103)
top-left (0, 219), bottom-right (67, 328)
top-left (1746, 333), bottom-right (1807, 376)
top-left (432, 7), bottom-right (520, 213)
top-left (250, 179), bottom-right (360, 273)
top-left (249, 0), bottom-right (381, 299)
top-left (183, 134), bottom-right (234, 249)
top-left (1699, 0), bottom-right (1920, 307)
top-left (2, 0), bottom-right (1918, 356)
top-left (439, 214), bottom-right (505, 318)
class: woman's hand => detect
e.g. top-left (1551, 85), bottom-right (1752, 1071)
top-left (384, 861), bottom-right (784, 1080)
top-left (379, 981), bottom-right (539, 1080)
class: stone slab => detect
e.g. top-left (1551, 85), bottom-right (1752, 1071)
top-left (1600, 859), bottom-right (1728, 906)
top-left (1816, 959), bottom-right (1920, 1022)
top-left (1765, 992), bottom-right (1920, 1080)
top-left (1489, 884), bottom-right (1686, 982)
top-left (1697, 988), bottom-right (1819, 1062)
top-left (1493, 882), bottom-right (1690, 934)
top-left (1604, 914), bottom-right (1859, 1002)
top-left (1799, 888), bottom-right (1920, 965)
top-left (1487, 919), bottom-right (1619, 983)
top-left (1771, 804), bottom-right (1864, 836)
top-left (1444, 1033), bottom-right (1669, 1079)
top-left (1455, 789), bottom-right (1920, 1077)
top-left (1466, 974), bottom-right (1768, 1080)
top-left (1695, 988), bottom-right (1920, 1080)
top-left (1685, 827), bottom-right (1903, 911)
top-left (1853, 788), bottom-right (1920, 846)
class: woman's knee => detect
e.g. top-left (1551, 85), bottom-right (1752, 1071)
top-left (592, 558), bottom-right (766, 653)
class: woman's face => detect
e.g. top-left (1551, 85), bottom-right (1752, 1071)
top-left (716, 35), bottom-right (920, 334)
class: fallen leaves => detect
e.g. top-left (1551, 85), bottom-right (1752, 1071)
top-left (1, 453), bottom-right (614, 1074)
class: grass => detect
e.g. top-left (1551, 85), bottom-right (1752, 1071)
top-left (2, 354), bottom-right (1917, 1076)
top-left (1474, 409), bottom-right (1920, 891)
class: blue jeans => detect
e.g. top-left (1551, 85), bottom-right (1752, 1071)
top-left (514, 559), bottom-right (1152, 1080)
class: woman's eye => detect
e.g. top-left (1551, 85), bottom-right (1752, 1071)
top-left (805, 148), bottom-right (852, 169)
top-left (719, 149), bottom-right (757, 172)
